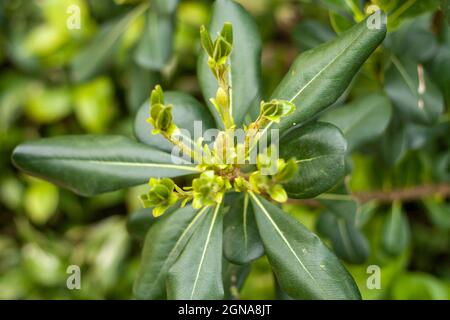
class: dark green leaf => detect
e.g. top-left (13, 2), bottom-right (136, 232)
top-left (134, 10), bottom-right (173, 70)
top-left (71, 4), bottom-right (148, 82)
top-left (385, 56), bottom-right (444, 125)
top-left (134, 91), bottom-right (216, 152)
top-left (381, 201), bottom-right (410, 256)
top-left (272, 13), bottom-right (386, 133)
top-left (321, 93), bottom-right (392, 151)
top-left (167, 204), bottom-right (224, 299)
top-left (430, 45), bottom-right (450, 106)
top-left (280, 122), bottom-right (347, 199)
top-left (134, 205), bottom-right (208, 299)
top-left (250, 193), bottom-right (361, 299)
top-left (197, 0), bottom-right (262, 126)
top-left (11, 135), bottom-right (199, 196)
top-left (223, 193), bottom-right (264, 264)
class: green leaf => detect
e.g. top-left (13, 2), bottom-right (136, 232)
top-left (197, 0), bottom-right (262, 126)
top-left (70, 4), bottom-right (148, 82)
top-left (391, 272), bottom-right (449, 300)
top-left (153, 0), bottom-right (179, 15)
top-left (126, 208), bottom-right (155, 242)
top-left (134, 91), bottom-right (216, 152)
top-left (430, 45), bottom-right (450, 106)
top-left (386, 16), bottom-right (438, 63)
top-left (134, 10), bottom-right (173, 70)
top-left (134, 205), bottom-right (208, 299)
top-left (423, 199), bottom-right (450, 231)
top-left (271, 13), bottom-right (386, 133)
top-left (321, 93), bottom-right (392, 151)
top-left (381, 201), bottom-right (410, 257)
top-left (24, 178), bottom-right (59, 225)
top-left (167, 204), bottom-right (224, 299)
top-left (223, 193), bottom-right (264, 264)
top-left (443, 0), bottom-right (450, 25)
top-left (222, 259), bottom-right (250, 299)
top-left (316, 211), bottom-right (370, 264)
top-left (126, 62), bottom-right (160, 113)
top-left (25, 85), bottom-right (72, 124)
top-left (250, 193), bottom-right (361, 299)
top-left (292, 20), bottom-right (335, 51)
top-left (11, 135), bottom-right (199, 196)
top-left (385, 56), bottom-right (444, 125)
top-left (280, 122), bottom-right (347, 199)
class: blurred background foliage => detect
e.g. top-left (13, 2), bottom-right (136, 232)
top-left (0, 0), bottom-right (449, 299)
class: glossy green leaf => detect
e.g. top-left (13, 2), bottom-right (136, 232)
top-left (134, 10), bottom-right (173, 70)
top-left (134, 205), bottom-right (208, 299)
top-left (381, 201), bottom-right (410, 257)
top-left (316, 211), bottom-right (370, 264)
top-left (223, 193), bottom-right (264, 264)
top-left (385, 56), bottom-right (444, 125)
top-left (11, 135), bottom-right (199, 196)
top-left (134, 91), bottom-right (216, 152)
top-left (250, 193), bottom-right (361, 300)
top-left (272, 13), bottom-right (386, 133)
top-left (70, 4), bottom-right (148, 82)
top-left (321, 93), bottom-right (392, 151)
top-left (167, 204), bottom-right (224, 299)
top-left (126, 208), bottom-right (155, 241)
top-left (197, 0), bottom-right (262, 126)
top-left (280, 122), bottom-right (347, 199)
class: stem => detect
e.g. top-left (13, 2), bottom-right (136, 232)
top-left (390, 0), bottom-right (417, 22)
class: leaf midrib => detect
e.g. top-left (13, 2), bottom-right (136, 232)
top-left (289, 26), bottom-right (366, 103)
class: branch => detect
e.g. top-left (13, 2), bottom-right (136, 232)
top-left (287, 183), bottom-right (450, 206)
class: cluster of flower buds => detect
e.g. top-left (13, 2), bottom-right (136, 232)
top-left (248, 147), bottom-right (298, 203)
top-left (140, 178), bottom-right (178, 217)
top-left (190, 171), bottom-right (232, 209)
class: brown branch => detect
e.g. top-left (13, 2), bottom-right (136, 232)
top-left (287, 183), bottom-right (450, 206)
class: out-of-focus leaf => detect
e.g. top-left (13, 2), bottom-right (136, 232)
top-left (198, 0), bottom-right (262, 126)
top-left (316, 211), bottom-right (370, 264)
top-left (134, 10), bottom-right (173, 70)
top-left (391, 272), bottom-right (449, 300)
top-left (222, 260), bottom-right (250, 299)
top-left (387, 15), bottom-right (438, 62)
top-left (71, 4), bottom-right (148, 82)
top-left (25, 84), bottom-right (72, 124)
top-left (73, 77), bottom-right (117, 133)
top-left (126, 208), bottom-right (155, 241)
top-left (126, 63), bottom-right (159, 113)
top-left (381, 201), bottom-right (410, 257)
top-left (423, 199), bottom-right (450, 231)
top-left (24, 178), bottom-right (59, 225)
top-left (292, 20), bottom-right (335, 51)
top-left (321, 93), bottom-right (392, 152)
top-left (430, 45), bottom-right (450, 106)
top-left (380, 115), bottom-right (407, 166)
top-left (385, 56), bottom-right (443, 125)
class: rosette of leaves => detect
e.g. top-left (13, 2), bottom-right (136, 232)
top-left (11, 0), bottom-right (386, 300)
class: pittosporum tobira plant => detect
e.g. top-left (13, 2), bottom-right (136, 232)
top-left (11, 0), bottom-right (387, 300)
